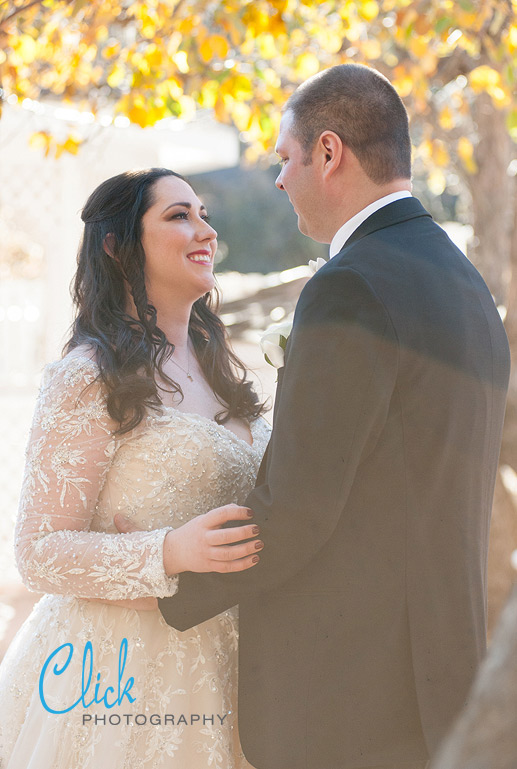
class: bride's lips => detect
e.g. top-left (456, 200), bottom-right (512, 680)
top-left (186, 249), bottom-right (212, 265)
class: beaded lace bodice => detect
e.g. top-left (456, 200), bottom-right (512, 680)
top-left (14, 353), bottom-right (271, 602)
top-left (1, 351), bottom-right (270, 769)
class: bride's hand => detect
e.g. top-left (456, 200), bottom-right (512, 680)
top-left (114, 505), bottom-right (263, 576)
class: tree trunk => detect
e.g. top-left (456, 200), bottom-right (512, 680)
top-left (467, 93), bottom-right (513, 305)
top-left (499, 167), bottom-right (517, 472)
top-left (487, 472), bottom-right (517, 635)
top-left (431, 585), bottom-right (517, 769)
top-left (466, 95), bottom-right (517, 631)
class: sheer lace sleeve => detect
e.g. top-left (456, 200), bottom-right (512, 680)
top-left (15, 354), bottom-right (179, 600)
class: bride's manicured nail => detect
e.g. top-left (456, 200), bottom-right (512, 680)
top-left (251, 526), bottom-right (260, 535)
top-left (246, 509), bottom-right (254, 517)
top-left (252, 555), bottom-right (260, 564)
top-left (254, 540), bottom-right (264, 550)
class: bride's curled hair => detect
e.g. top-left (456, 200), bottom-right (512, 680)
top-left (64, 168), bottom-right (267, 434)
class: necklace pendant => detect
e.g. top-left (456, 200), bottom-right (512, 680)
top-left (187, 374), bottom-right (194, 382)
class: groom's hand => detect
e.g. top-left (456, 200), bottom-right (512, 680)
top-left (114, 506), bottom-right (263, 576)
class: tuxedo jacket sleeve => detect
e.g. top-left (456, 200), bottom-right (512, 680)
top-left (158, 264), bottom-right (399, 630)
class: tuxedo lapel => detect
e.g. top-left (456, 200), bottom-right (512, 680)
top-left (271, 364), bottom-right (286, 422)
top-left (339, 197), bottom-right (432, 253)
top-left (279, 199), bottom-right (430, 384)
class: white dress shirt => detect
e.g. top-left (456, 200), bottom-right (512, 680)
top-left (329, 191), bottom-right (412, 258)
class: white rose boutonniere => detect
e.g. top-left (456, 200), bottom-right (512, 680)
top-left (260, 319), bottom-right (293, 370)
top-left (260, 258), bottom-right (327, 371)
top-left (308, 256), bottom-right (328, 274)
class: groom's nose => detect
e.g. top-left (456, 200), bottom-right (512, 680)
top-left (275, 172), bottom-right (285, 191)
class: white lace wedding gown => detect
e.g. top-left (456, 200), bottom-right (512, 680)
top-left (0, 353), bottom-right (271, 769)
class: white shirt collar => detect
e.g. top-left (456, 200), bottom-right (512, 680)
top-left (329, 191), bottom-right (412, 258)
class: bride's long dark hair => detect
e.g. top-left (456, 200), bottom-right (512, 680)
top-left (64, 168), bottom-right (267, 434)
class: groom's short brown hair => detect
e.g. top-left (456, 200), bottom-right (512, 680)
top-left (285, 64), bottom-right (412, 184)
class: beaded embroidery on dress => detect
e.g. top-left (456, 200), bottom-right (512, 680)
top-left (0, 353), bottom-right (271, 769)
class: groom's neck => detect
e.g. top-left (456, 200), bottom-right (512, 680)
top-left (326, 177), bottom-right (412, 243)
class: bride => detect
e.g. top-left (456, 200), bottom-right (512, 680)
top-left (0, 168), bottom-right (271, 768)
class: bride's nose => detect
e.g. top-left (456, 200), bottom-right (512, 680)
top-left (196, 219), bottom-right (218, 241)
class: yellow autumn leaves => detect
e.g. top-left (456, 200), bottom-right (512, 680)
top-left (29, 130), bottom-right (82, 158)
top-left (469, 65), bottom-right (513, 108)
top-left (199, 36), bottom-right (230, 63)
top-left (0, 0), bottom-right (515, 168)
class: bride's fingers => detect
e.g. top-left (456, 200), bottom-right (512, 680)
top-left (207, 524), bottom-right (260, 546)
top-left (211, 553), bottom-right (261, 573)
top-left (210, 540), bottom-right (264, 561)
top-left (205, 504), bottom-right (253, 527)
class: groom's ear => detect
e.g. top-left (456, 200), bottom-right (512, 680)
top-left (318, 131), bottom-right (343, 178)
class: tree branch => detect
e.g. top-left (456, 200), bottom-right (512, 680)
top-left (0, 0), bottom-right (47, 29)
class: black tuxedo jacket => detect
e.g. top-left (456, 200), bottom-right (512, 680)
top-left (158, 198), bottom-right (510, 769)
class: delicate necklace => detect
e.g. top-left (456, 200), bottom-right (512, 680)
top-left (170, 342), bottom-right (194, 382)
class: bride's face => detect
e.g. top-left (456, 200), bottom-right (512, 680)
top-left (140, 176), bottom-right (218, 303)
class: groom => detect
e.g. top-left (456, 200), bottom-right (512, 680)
top-left (129, 65), bottom-right (510, 768)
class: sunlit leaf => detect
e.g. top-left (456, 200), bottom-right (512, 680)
top-left (392, 66), bottom-right (413, 98)
top-left (107, 63), bottom-right (125, 88)
top-left (29, 131), bottom-right (52, 155)
top-left (508, 23), bottom-right (517, 51)
top-left (469, 65), bottom-right (501, 92)
top-left (56, 134), bottom-right (83, 157)
top-left (200, 35), bottom-right (230, 63)
top-left (438, 106), bottom-right (455, 130)
top-left (428, 168), bottom-right (446, 195)
top-left (257, 34), bottom-right (278, 59)
top-left (435, 16), bottom-right (453, 35)
top-left (358, 1), bottom-right (379, 22)
top-left (457, 136), bottom-right (478, 174)
top-left (17, 35), bottom-right (38, 64)
top-left (315, 28), bottom-right (342, 54)
top-left (507, 109), bottom-right (517, 140)
top-left (294, 52), bottom-right (320, 79)
top-left (173, 51), bottom-right (189, 73)
top-left (414, 15), bottom-right (432, 35)
top-left (361, 39), bottom-right (382, 59)
top-left (409, 36), bottom-right (428, 59)
top-left (103, 40), bottom-right (121, 59)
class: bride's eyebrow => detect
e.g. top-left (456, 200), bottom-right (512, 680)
top-left (161, 202), bottom-right (191, 214)
top-left (161, 202), bottom-right (208, 215)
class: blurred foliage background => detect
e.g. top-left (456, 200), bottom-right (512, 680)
top-left (1, 0), bottom-right (516, 288)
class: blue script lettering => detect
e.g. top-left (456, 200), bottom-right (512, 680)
top-left (39, 638), bottom-right (135, 714)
